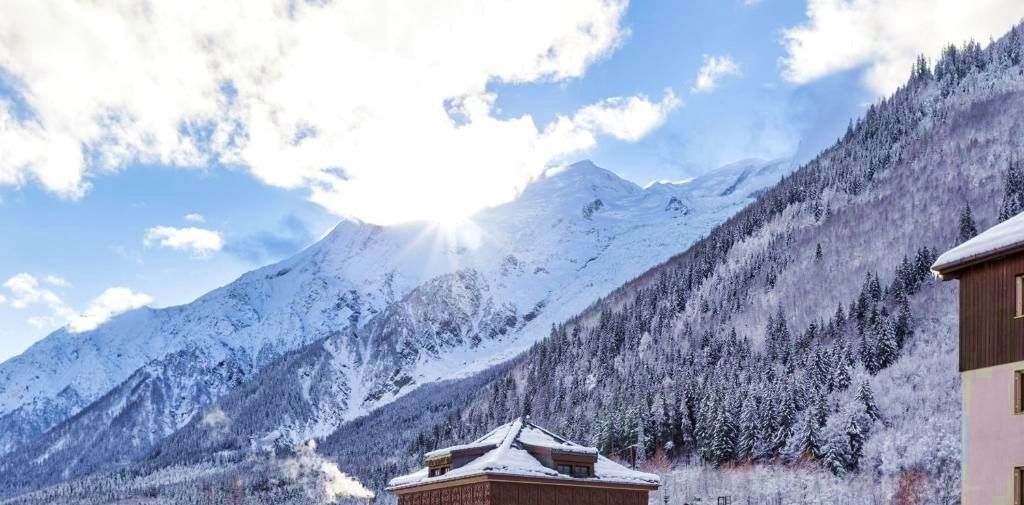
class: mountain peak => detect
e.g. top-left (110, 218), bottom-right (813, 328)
top-left (518, 160), bottom-right (641, 204)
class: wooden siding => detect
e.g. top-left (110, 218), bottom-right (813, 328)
top-left (959, 252), bottom-right (1024, 371)
top-left (396, 482), bottom-right (490, 505)
top-left (491, 481), bottom-right (647, 505)
top-left (396, 481), bottom-right (649, 505)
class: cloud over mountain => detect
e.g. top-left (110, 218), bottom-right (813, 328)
top-left (781, 0), bottom-right (1024, 94)
top-left (0, 0), bottom-right (682, 224)
top-left (144, 226), bottom-right (224, 258)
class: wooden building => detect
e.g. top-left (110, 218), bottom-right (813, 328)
top-left (386, 418), bottom-right (659, 505)
top-left (933, 213), bottom-right (1024, 505)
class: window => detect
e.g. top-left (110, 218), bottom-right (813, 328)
top-left (428, 466), bottom-right (449, 477)
top-left (556, 464), bottom-right (571, 475)
top-left (1016, 370), bottom-right (1024, 415)
top-left (1016, 275), bottom-right (1024, 318)
top-left (571, 465), bottom-right (591, 478)
top-left (1015, 467), bottom-right (1023, 505)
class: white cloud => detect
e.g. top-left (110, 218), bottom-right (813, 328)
top-left (743, 0), bottom-right (764, 6)
top-left (2, 273), bottom-right (150, 333)
top-left (66, 287), bottom-right (153, 333)
top-left (3, 273), bottom-right (70, 315)
top-left (569, 90), bottom-right (680, 142)
top-left (0, 0), bottom-right (681, 225)
top-left (0, 293), bottom-right (5, 305)
top-left (692, 55), bottom-right (742, 94)
top-left (144, 226), bottom-right (224, 258)
top-left (44, 275), bottom-right (71, 288)
top-left (781, 0), bottom-right (1024, 95)
top-left (183, 213), bottom-right (205, 224)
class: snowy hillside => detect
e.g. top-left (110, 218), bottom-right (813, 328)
top-left (0, 158), bottom-right (789, 460)
top-left (343, 26), bottom-right (1024, 503)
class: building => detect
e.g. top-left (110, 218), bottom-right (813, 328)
top-left (386, 418), bottom-right (659, 505)
top-left (933, 213), bottom-right (1024, 505)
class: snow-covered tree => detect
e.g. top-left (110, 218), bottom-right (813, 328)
top-left (1000, 158), bottom-right (1024, 222)
top-left (958, 204), bottom-right (978, 243)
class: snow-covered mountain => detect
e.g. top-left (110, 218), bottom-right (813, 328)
top-left (0, 158), bottom-right (791, 458)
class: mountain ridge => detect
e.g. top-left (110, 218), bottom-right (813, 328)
top-left (0, 157), bottom-right (792, 476)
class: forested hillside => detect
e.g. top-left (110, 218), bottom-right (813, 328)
top-left (334, 22), bottom-right (1024, 502)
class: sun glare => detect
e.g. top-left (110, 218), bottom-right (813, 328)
top-left (425, 200), bottom-right (477, 233)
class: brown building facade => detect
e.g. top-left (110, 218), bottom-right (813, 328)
top-left (392, 477), bottom-right (650, 505)
top-left (933, 214), bottom-right (1024, 505)
top-left (387, 418), bottom-right (659, 505)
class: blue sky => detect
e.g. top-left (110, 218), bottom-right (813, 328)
top-left (1, 0), bottom-right (1021, 361)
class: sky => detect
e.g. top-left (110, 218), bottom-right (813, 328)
top-left (1, 0), bottom-right (1022, 362)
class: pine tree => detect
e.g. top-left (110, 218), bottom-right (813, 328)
top-left (786, 410), bottom-right (822, 461)
top-left (635, 414), bottom-right (647, 466)
top-left (710, 403), bottom-right (737, 465)
top-left (737, 395), bottom-right (758, 462)
top-left (768, 307), bottom-right (791, 363)
top-left (822, 428), bottom-right (849, 476)
top-left (815, 243), bottom-right (823, 261)
top-left (912, 54), bottom-right (931, 82)
top-left (999, 159), bottom-right (1024, 222)
top-left (857, 380), bottom-right (880, 422)
top-left (894, 296), bottom-right (913, 349)
top-left (858, 328), bottom-right (876, 373)
top-left (833, 304), bottom-right (847, 330)
top-left (874, 316), bottom-right (899, 371)
top-left (868, 273), bottom-right (882, 302)
top-left (832, 345), bottom-right (852, 391)
top-left (845, 412), bottom-right (866, 471)
top-left (812, 388), bottom-right (829, 428)
top-left (958, 204), bottom-right (978, 243)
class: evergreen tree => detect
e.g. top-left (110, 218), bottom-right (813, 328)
top-left (786, 410), bottom-right (822, 461)
top-left (912, 54), bottom-right (931, 82)
top-left (894, 296), bottom-right (913, 349)
top-left (636, 414), bottom-right (647, 466)
top-left (999, 159), bottom-right (1024, 222)
top-left (815, 243), bottom-right (823, 261)
top-left (822, 428), bottom-right (849, 476)
top-left (845, 411), bottom-right (866, 471)
top-left (857, 380), bottom-right (881, 422)
top-left (874, 316), bottom-right (899, 371)
top-left (958, 204), bottom-right (978, 243)
top-left (858, 328), bottom-right (876, 373)
top-left (868, 274), bottom-right (882, 302)
top-left (710, 403), bottom-right (737, 465)
top-left (737, 395), bottom-right (758, 462)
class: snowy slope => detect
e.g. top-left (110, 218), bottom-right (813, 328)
top-left (0, 158), bottom-right (791, 456)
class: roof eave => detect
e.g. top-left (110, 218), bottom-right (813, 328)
top-left (932, 241), bottom-right (1024, 280)
top-left (386, 472), bottom-right (660, 494)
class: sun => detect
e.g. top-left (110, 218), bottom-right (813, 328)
top-left (425, 201), bottom-right (477, 233)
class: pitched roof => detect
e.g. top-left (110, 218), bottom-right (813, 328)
top-left (933, 212), bottom-right (1024, 277)
top-left (387, 418), bottom-right (660, 490)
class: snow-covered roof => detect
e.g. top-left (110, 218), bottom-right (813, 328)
top-left (387, 418), bottom-right (659, 491)
top-left (933, 212), bottom-right (1024, 277)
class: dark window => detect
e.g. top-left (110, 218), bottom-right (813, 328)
top-left (428, 466), bottom-right (449, 477)
top-left (556, 464), bottom-right (571, 475)
top-left (1016, 370), bottom-right (1023, 415)
top-left (1015, 467), bottom-right (1022, 505)
top-left (571, 465), bottom-right (591, 477)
